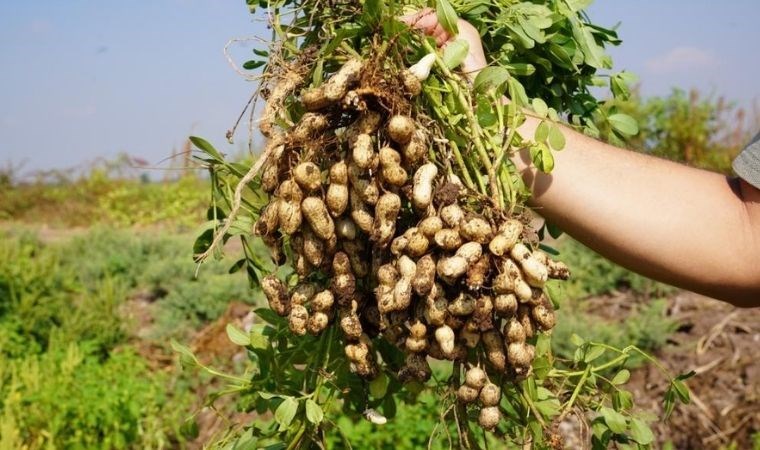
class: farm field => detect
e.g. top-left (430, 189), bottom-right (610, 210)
top-left (0, 175), bottom-right (757, 449)
top-left (3, 0), bottom-right (760, 445)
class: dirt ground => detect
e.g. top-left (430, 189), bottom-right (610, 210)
top-left (627, 292), bottom-right (759, 449)
top-left (118, 270), bottom-right (758, 450)
top-left (178, 292), bottom-right (759, 449)
top-left (562, 292), bottom-right (759, 450)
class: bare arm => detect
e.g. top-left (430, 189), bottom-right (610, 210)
top-left (404, 11), bottom-right (760, 307)
top-left (514, 119), bottom-right (760, 307)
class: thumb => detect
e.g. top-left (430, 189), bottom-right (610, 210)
top-left (399, 8), bottom-right (437, 30)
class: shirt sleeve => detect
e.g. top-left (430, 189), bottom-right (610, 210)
top-left (733, 132), bottom-right (760, 189)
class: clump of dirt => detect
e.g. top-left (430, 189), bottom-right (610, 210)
top-left (191, 301), bottom-right (254, 365)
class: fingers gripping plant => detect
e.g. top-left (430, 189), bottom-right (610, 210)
top-left (184, 0), bottom-right (692, 448)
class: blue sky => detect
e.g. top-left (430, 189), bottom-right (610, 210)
top-left (1, 1), bottom-right (759, 173)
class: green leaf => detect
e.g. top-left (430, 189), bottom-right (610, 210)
top-left (255, 308), bottom-right (283, 325)
top-left (591, 419), bottom-right (611, 448)
top-left (305, 399), bottom-right (323, 424)
top-left (274, 397), bottom-right (299, 431)
top-left (249, 324), bottom-right (269, 350)
top-left (312, 59), bottom-right (324, 85)
top-left (610, 76), bottom-right (629, 100)
top-left (226, 323), bottom-right (251, 346)
top-left (672, 379), bottom-right (690, 403)
top-left (534, 121), bottom-right (550, 142)
top-left (258, 392), bottom-right (281, 400)
top-left (476, 98), bottom-right (497, 128)
top-left (547, 43), bottom-right (574, 69)
top-left (570, 334), bottom-right (585, 347)
top-left (506, 23), bottom-right (534, 49)
top-left (535, 333), bottom-right (552, 357)
top-left (600, 406), bottom-right (627, 434)
top-left (532, 98), bottom-right (548, 118)
top-left (546, 221), bottom-right (563, 239)
top-left (242, 60), bottom-right (266, 70)
top-left (611, 369), bottom-right (631, 386)
top-left (535, 398), bottom-right (561, 418)
top-left (180, 418), bottom-right (200, 439)
top-left (608, 113), bottom-right (639, 136)
top-left (663, 389), bottom-right (676, 418)
top-left (228, 258), bottom-right (247, 274)
top-left (676, 370), bottom-right (696, 381)
top-left (518, 16), bottom-right (545, 44)
top-left (262, 444), bottom-right (285, 450)
top-left (612, 389), bottom-right (634, 411)
top-left (253, 48), bottom-right (268, 57)
top-left (629, 418), bottom-right (654, 445)
top-left (170, 339), bottom-right (199, 367)
top-left (190, 136), bottom-right (224, 163)
top-left (473, 66), bottom-right (510, 93)
top-left (442, 39), bottom-right (469, 70)
top-left (193, 229), bottom-right (214, 259)
top-left (507, 78), bottom-right (529, 106)
top-left (584, 345), bottom-right (605, 363)
top-left (504, 63), bottom-right (535, 76)
top-left (321, 26), bottom-right (362, 57)
top-left (532, 356), bottom-right (551, 379)
top-left (570, 19), bottom-right (607, 69)
top-left (566, 0), bottom-right (594, 12)
top-left (369, 372), bottom-right (389, 399)
top-left (548, 125), bottom-right (566, 150)
top-left (523, 377), bottom-right (538, 401)
top-left (362, 0), bottom-right (384, 28)
top-left (435, 0), bottom-right (459, 35)
top-left (540, 145), bottom-right (554, 172)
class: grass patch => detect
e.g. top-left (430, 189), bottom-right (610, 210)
top-left (0, 227), bottom-right (259, 448)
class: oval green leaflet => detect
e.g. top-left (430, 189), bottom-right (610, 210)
top-left (305, 399), bottom-right (324, 425)
top-left (442, 39), bottom-right (469, 70)
top-left (274, 397), bottom-right (299, 431)
top-left (226, 323), bottom-right (251, 346)
top-left (608, 113), bottom-right (639, 136)
top-left (435, 0), bottom-right (458, 35)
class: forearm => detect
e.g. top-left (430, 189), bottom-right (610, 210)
top-left (513, 118), bottom-right (760, 307)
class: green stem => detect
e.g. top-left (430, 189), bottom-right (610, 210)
top-left (314, 326), bottom-right (336, 394)
top-left (520, 387), bottom-right (547, 429)
top-left (340, 41), bottom-right (361, 59)
top-left (423, 88), bottom-right (477, 190)
top-left (285, 423), bottom-right (307, 450)
top-left (559, 366), bottom-right (590, 420)
top-left (549, 353), bottom-right (630, 378)
top-left (423, 40), bottom-right (495, 198)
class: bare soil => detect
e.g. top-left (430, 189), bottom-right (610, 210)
top-left (563, 291), bottom-right (759, 449)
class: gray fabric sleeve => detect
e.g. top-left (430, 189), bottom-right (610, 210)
top-left (733, 132), bottom-right (760, 189)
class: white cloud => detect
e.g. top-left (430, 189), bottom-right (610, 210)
top-left (645, 46), bottom-right (718, 74)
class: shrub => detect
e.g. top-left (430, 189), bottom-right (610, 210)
top-left (0, 340), bottom-right (189, 450)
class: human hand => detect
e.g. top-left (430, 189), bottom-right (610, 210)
top-left (400, 8), bottom-right (487, 78)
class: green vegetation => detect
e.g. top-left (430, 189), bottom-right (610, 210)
top-left (0, 161), bottom-right (207, 227)
top-left (0, 226), bottom-right (255, 449)
top-left (552, 237), bottom-right (675, 300)
top-left (4, 88), bottom-right (752, 448)
top-left (0, 158), bottom-right (691, 449)
top-left (599, 88), bottom-right (756, 174)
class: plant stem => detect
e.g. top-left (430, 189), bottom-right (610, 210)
top-left (558, 366), bottom-right (590, 422)
top-left (548, 353), bottom-right (630, 378)
top-left (423, 89), bottom-right (477, 190)
top-left (520, 387), bottom-right (547, 429)
top-left (285, 423), bottom-right (307, 450)
top-left (423, 40), bottom-right (495, 199)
